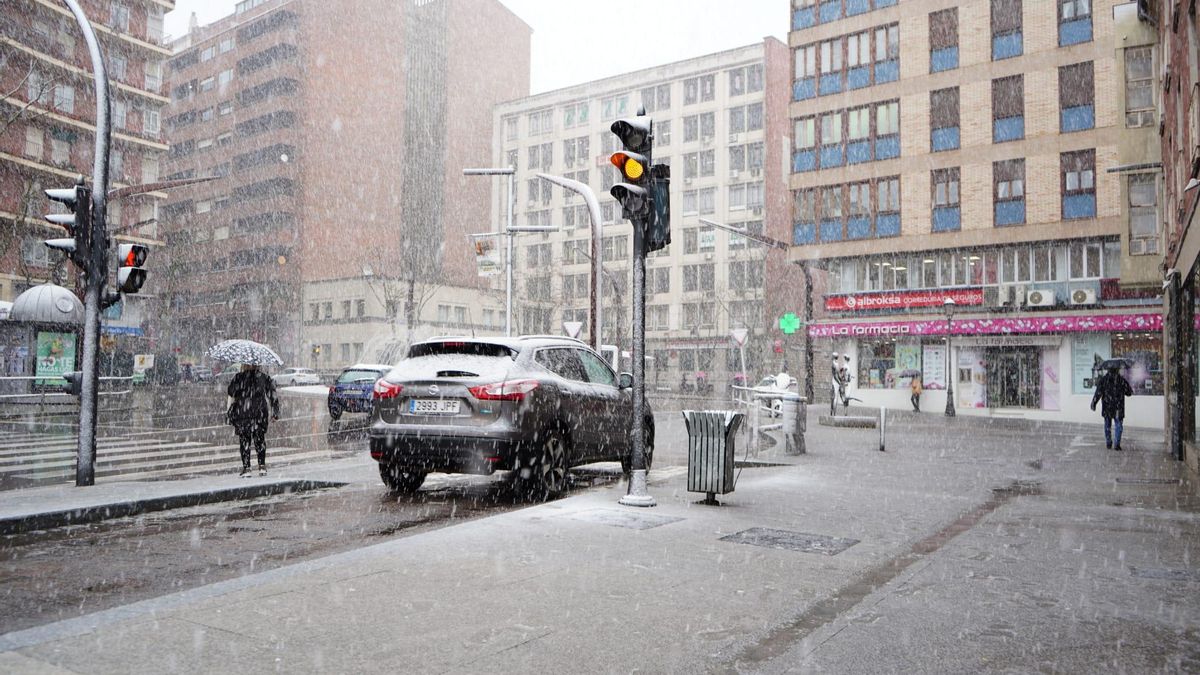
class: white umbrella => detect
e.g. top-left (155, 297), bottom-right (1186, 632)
top-left (205, 339), bottom-right (283, 366)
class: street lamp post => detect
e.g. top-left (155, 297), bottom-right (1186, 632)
top-left (943, 297), bottom-right (956, 417)
top-left (538, 173), bottom-right (604, 351)
top-left (463, 167), bottom-right (515, 336)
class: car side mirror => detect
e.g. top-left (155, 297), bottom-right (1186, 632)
top-left (618, 372), bottom-right (633, 389)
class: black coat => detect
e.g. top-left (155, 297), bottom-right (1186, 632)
top-left (1091, 371), bottom-right (1133, 419)
top-left (227, 369), bottom-right (280, 432)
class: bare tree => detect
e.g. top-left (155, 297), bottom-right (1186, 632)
top-left (0, 45), bottom-right (58, 139)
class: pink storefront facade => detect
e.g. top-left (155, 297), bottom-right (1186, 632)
top-left (811, 312), bottom-right (1166, 427)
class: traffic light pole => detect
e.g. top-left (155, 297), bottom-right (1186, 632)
top-left (619, 214), bottom-right (655, 507)
top-left (62, 0), bottom-right (111, 487)
top-left (536, 173), bottom-right (603, 351)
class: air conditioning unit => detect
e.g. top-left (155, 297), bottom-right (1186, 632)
top-left (1070, 288), bottom-right (1097, 305)
top-left (750, 168), bottom-right (762, 177)
top-left (1010, 284), bottom-right (1026, 305)
top-left (751, 207), bottom-right (763, 216)
top-left (1026, 289), bottom-right (1055, 307)
top-left (728, 134), bottom-right (739, 144)
top-left (994, 284), bottom-right (1012, 306)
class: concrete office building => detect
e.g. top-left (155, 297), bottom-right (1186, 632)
top-left (159, 0), bottom-right (529, 366)
top-left (492, 39), bottom-right (797, 391)
top-left (0, 0), bottom-right (172, 339)
top-left (789, 0), bottom-right (1166, 425)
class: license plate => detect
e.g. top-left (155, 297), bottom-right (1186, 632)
top-left (409, 399), bottom-right (460, 415)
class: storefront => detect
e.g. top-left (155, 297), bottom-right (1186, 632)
top-left (809, 313), bottom-right (1165, 426)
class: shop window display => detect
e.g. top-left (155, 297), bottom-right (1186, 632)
top-left (1072, 333), bottom-right (1161, 396)
top-left (858, 339), bottom-right (923, 389)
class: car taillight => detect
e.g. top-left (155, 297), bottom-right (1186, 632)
top-left (373, 380), bottom-right (403, 400)
top-left (328, 386), bottom-right (335, 394)
top-left (468, 379), bottom-right (539, 401)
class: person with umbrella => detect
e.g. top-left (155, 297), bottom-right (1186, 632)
top-left (1090, 360), bottom-right (1133, 451)
top-left (207, 339), bottom-right (284, 476)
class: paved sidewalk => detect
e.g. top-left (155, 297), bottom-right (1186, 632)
top-left (0, 416), bottom-right (1197, 673)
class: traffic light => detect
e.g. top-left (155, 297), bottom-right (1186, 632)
top-left (116, 244), bottom-right (147, 293)
top-left (62, 371), bottom-right (83, 397)
top-left (44, 182), bottom-right (92, 269)
top-left (609, 115), bottom-right (670, 253)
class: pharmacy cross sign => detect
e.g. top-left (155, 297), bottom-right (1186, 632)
top-left (779, 313), bottom-right (802, 335)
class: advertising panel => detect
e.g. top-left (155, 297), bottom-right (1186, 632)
top-left (471, 234), bottom-right (503, 277)
top-left (922, 345), bottom-right (946, 390)
top-left (825, 288), bottom-right (984, 312)
top-left (35, 331), bottom-right (76, 387)
top-left (1072, 334), bottom-right (1111, 394)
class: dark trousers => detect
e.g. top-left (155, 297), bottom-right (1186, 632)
top-left (237, 423), bottom-right (267, 468)
top-left (1104, 416), bottom-right (1124, 448)
top-left (911, 394), bottom-right (920, 412)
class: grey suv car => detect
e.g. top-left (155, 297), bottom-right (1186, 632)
top-left (368, 336), bottom-right (653, 499)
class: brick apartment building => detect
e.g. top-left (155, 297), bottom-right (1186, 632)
top-left (789, 0), bottom-right (1166, 424)
top-left (0, 0), bottom-right (172, 334)
top-left (1156, 0), bottom-right (1200, 468)
top-left (158, 0), bottom-right (529, 365)
top-left (492, 39), bottom-right (804, 392)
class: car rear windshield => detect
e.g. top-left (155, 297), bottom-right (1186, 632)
top-left (337, 369), bottom-right (384, 384)
top-left (407, 342), bottom-right (516, 360)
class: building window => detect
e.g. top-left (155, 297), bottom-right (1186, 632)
top-left (932, 168), bottom-right (961, 232)
top-left (50, 137), bottom-right (70, 165)
top-left (994, 159), bottom-right (1026, 226)
top-left (1061, 149), bottom-right (1096, 219)
top-left (819, 186), bottom-right (844, 242)
top-left (991, 0), bottom-right (1023, 60)
top-left (24, 127), bottom-right (43, 159)
top-left (1125, 47), bottom-right (1155, 127)
top-left (144, 108), bottom-right (160, 134)
top-left (110, 2), bottom-right (130, 31)
top-left (929, 8), bottom-right (959, 72)
top-left (505, 117), bottom-right (518, 140)
top-left (819, 37), bottom-right (844, 95)
top-left (992, 75), bottom-right (1024, 142)
top-left (53, 84), bottom-right (75, 113)
top-left (794, 189), bottom-right (817, 244)
top-left (930, 87), bottom-right (960, 151)
top-left (820, 111), bottom-right (844, 168)
top-left (528, 109), bottom-right (553, 134)
top-left (794, 45), bottom-right (817, 101)
top-left (110, 53), bottom-right (128, 81)
top-left (1058, 0), bottom-right (1092, 46)
top-left (1069, 241), bottom-right (1103, 279)
top-left (145, 63), bottom-right (163, 92)
top-left (874, 24), bottom-right (900, 83)
top-left (1128, 173), bottom-right (1159, 255)
top-left (1058, 61), bottom-right (1094, 132)
top-left (874, 100), bottom-right (900, 159)
top-left (699, 74), bottom-right (715, 102)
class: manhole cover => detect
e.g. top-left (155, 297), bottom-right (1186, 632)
top-left (1115, 478), bottom-right (1182, 485)
top-left (566, 508), bottom-right (684, 530)
top-left (720, 527), bottom-right (859, 556)
top-left (1130, 567), bottom-right (1200, 583)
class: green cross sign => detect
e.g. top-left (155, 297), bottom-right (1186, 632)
top-left (779, 313), bottom-right (802, 335)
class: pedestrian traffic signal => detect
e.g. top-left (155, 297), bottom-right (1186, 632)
top-left (44, 181), bottom-right (91, 269)
top-left (116, 243), bottom-right (147, 294)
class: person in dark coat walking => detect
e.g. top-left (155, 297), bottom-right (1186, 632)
top-left (1090, 365), bottom-right (1133, 450)
top-left (227, 364), bottom-right (280, 476)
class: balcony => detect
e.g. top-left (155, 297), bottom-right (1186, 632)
top-left (930, 47), bottom-right (958, 73)
top-left (1060, 104), bottom-right (1094, 133)
top-left (992, 31), bottom-right (1023, 60)
top-left (995, 199), bottom-right (1026, 226)
top-left (1063, 193), bottom-right (1096, 219)
top-left (932, 206), bottom-right (961, 232)
top-left (993, 115), bottom-right (1025, 143)
top-left (931, 126), bottom-right (960, 151)
top-left (1059, 18), bottom-right (1092, 46)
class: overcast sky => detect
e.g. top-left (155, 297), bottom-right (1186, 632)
top-left (164, 0), bottom-right (786, 94)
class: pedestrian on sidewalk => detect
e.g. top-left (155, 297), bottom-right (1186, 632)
top-left (910, 376), bottom-right (922, 412)
top-left (1090, 365), bottom-right (1132, 450)
top-left (227, 364), bottom-right (280, 476)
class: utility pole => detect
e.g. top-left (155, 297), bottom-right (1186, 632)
top-left (463, 166), bottom-right (515, 335)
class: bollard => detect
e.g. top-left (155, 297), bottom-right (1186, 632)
top-left (879, 406), bottom-right (886, 452)
top-left (780, 393), bottom-right (806, 455)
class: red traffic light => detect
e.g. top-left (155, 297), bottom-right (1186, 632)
top-left (119, 244), bottom-right (147, 267)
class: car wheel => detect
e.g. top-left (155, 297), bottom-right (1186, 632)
top-left (328, 406), bottom-right (342, 421)
top-left (379, 464), bottom-right (426, 493)
top-left (621, 422), bottom-right (654, 476)
top-left (289, 378), bottom-right (297, 386)
top-left (520, 429), bottom-right (569, 501)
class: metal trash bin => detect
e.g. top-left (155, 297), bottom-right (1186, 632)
top-left (778, 393), bottom-right (807, 455)
top-left (682, 410), bottom-right (744, 504)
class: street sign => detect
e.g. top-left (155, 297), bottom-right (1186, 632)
top-left (730, 328), bottom-right (748, 347)
top-left (779, 313), bottom-right (802, 335)
top-left (563, 321), bottom-right (583, 339)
